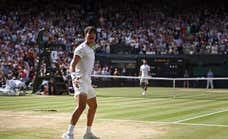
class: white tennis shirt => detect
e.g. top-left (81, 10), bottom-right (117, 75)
top-left (140, 64), bottom-right (150, 77)
top-left (74, 42), bottom-right (95, 78)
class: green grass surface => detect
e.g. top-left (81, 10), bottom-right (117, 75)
top-left (1, 87), bottom-right (228, 139)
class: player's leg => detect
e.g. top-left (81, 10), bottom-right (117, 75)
top-left (210, 80), bottom-right (214, 89)
top-left (184, 81), bottom-right (188, 88)
top-left (83, 86), bottom-right (99, 139)
top-left (86, 97), bottom-right (97, 128)
top-left (140, 81), bottom-right (145, 95)
top-left (206, 80), bottom-right (209, 89)
top-left (145, 83), bottom-right (148, 91)
top-left (71, 94), bottom-right (87, 125)
top-left (62, 93), bottom-right (87, 139)
top-left (141, 81), bottom-right (148, 96)
top-left (144, 81), bottom-right (148, 95)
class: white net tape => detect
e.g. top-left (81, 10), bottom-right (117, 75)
top-left (91, 75), bottom-right (228, 88)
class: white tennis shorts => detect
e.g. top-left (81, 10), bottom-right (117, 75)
top-left (73, 77), bottom-right (96, 99)
top-left (140, 78), bottom-right (149, 85)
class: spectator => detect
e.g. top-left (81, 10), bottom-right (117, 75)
top-left (183, 69), bottom-right (190, 88)
top-left (206, 69), bottom-right (214, 89)
top-left (0, 0), bottom-right (228, 88)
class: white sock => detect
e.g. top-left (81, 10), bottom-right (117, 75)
top-left (67, 124), bottom-right (75, 135)
top-left (86, 126), bottom-right (92, 133)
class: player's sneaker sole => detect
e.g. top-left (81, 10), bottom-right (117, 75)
top-left (62, 133), bottom-right (74, 139)
top-left (83, 133), bottom-right (100, 139)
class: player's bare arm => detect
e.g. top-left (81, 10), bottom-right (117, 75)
top-left (69, 55), bottom-right (80, 72)
top-left (70, 55), bottom-right (81, 87)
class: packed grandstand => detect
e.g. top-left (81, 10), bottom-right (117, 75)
top-left (0, 0), bottom-right (228, 90)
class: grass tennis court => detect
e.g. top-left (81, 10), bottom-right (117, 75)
top-left (1, 87), bottom-right (228, 139)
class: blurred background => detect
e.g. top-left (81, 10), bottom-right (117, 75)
top-left (0, 0), bottom-right (228, 95)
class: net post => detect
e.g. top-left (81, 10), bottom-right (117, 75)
top-left (173, 79), bottom-right (176, 88)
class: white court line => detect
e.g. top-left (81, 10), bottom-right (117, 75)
top-left (100, 118), bottom-right (228, 128)
top-left (2, 112), bottom-right (228, 128)
top-left (174, 109), bottom-right (228, 123)
top-left (172, 122), bottom-right (228, 128)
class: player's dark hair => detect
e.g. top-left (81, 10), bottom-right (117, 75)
top-left (84, 26), bottom-right (96, 36)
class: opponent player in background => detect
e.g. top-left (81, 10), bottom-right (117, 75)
top-left (62, 26), bottom-right (99, 139)
top-left (139, 59), bottom-right (150, 96)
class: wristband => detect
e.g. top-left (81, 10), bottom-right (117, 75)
top-left (70, 72), bottom-right (78, 80)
